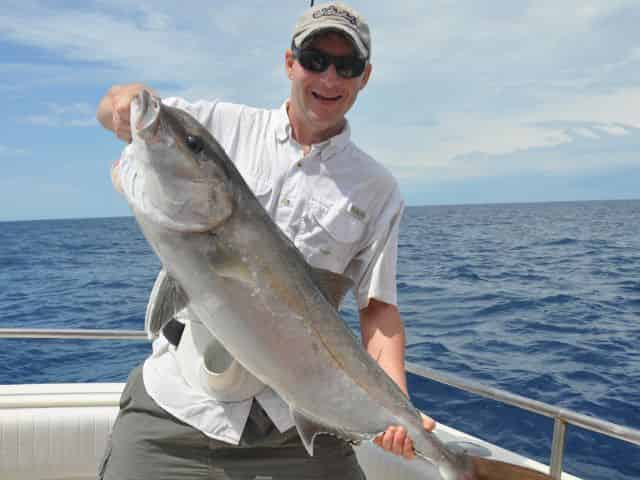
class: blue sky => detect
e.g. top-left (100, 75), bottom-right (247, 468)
top-left (1, 0), bottom-right (639, 221)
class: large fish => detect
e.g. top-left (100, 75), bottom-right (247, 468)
top-left (116, 89), bottom-right (552, 480)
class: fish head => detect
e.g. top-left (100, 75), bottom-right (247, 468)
top-left (123, 89), bottom-right (234, 232)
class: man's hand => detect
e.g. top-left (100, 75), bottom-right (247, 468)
top-left (373, 413), bottom-right (436, 459)
top-left (97, 83), bottom-right (151, 194)
top-left (96, 83), bottom-right (151, 143)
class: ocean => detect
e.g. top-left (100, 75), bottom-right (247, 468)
top-left (1, 200), bottom-right (638, 479)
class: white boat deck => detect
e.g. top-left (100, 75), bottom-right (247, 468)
top-left (0, 382), bottom-right (577, 480)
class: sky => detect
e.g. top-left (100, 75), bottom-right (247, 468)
top-left (1, 0), bottom-right (639, 221)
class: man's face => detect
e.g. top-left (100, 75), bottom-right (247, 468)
top-left (285, 32), bottom-right (372, 137)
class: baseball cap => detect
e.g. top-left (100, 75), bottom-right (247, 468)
top-left (291, 2), bottom-right (371, 60)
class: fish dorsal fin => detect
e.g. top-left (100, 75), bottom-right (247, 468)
top-left (290, 408), bottom-right (359, 457)
top-left (144, 268), bottom-right (188, 339)
top-left (309, 267), bottom-right (353, 309)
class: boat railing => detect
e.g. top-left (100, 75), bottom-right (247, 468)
top-left (404, 362), bottom-right (640, 479)
top-left (1, 328), bottom-right (638, 480)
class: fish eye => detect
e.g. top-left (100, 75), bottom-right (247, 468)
top-left (185, 135), bottom-right (204, 154)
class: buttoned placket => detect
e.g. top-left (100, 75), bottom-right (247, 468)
top-left (271, 104), bottom-right (345, 244)
top-left (272, 141), bottom-right (306, 239)
top-left (280, 149), bottom-right (305, 209)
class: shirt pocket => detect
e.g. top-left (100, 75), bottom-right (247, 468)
top-left (297, 197), bottom-right (367, 273)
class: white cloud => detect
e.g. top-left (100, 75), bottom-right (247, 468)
top-left (0, 1), bottom-right (292, 102)
top-left (0, 145), bottom-right (28, 156)
top-left (572, 128), bottom-right (601, 140)
top-left (22, 115), bottom-right (57, 127)
top-left (596, 125), bottom-right (629, 136)
top-left (362, 84), bottom-right (640, 183)
top-left (21, 102), bottom-right (97, 127)
top-left (0, 62), bottom-right (124, 98)
top-left (339, 0), bottom-right (640, 185)
top-left (1, 0), bottom-right (639, 192)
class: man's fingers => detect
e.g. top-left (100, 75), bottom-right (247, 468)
top-left (391, 427), bottom-right (405, 456)
top-left (375, 426), bottom-right (416, 460)
top-left (113, 110), bottom-right (132, 143)
top-left (381, 426), bottom-right (395, 451)
top-left (395, 427), bottom-right (415, 458)
top-left (115, 126), bottom-right (132, 143)
top-left (114, 105), bottom-right (131, 126)
top-left (110, 87), bottom-right (137, 143)
top-left (402, 434), bottom-right (415, 459)
top-left (374, 414), bottom-right (436, 460)
top-left (392, 427), bottom-right (415, 459)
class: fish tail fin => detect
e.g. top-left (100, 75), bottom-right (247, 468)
top-left (413, 444), bottom-right (554, 480)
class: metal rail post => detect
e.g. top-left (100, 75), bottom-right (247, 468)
top-left (550, 418), bottom-right (567, 479)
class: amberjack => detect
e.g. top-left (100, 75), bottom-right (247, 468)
top-left (115, 89), bottom-right (552, 480)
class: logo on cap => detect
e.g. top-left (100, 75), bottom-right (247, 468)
top-left (312, 6), bottom-right (358, 26)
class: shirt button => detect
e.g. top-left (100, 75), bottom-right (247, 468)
top-left (297, 162), bottom-right (302, 168)
top-left (281, 198), bottom-right (290, 207)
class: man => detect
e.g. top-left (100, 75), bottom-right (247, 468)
top-left (97, 3), bottom-right (434, 479)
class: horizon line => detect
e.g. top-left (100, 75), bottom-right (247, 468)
top-left (2, 197), bottom-right (638, 224)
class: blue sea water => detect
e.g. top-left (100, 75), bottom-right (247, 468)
top-left (0, 200), bottom-right (638, 479)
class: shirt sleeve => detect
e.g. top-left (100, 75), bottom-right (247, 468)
top-left (161, 97), bottom-right (245, 153)
top-left (162, 97), bottom-right (218, 128)
top-left (347, 185), bottom-right (405, 310)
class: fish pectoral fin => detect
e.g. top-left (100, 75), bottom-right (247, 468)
top-left (309, 267), bottom-right (354, 309)
top-left (290, 408), bottom-right (357, 457)
top-left (213, 259), bottom-right (253, 284)
top-left (144, 268), bottom-right (188, 339)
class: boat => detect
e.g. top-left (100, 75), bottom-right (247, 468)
top-left (1, 328), bottom-right (638, 480)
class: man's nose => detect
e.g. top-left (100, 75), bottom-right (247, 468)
top-left (319, 64), bottom-right (341, 84)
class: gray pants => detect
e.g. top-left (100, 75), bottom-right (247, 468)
top-left (99, 366), bottom-right (366, 480)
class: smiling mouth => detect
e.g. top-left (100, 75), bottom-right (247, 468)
top-left (312, 91), bottom-right (342, 102)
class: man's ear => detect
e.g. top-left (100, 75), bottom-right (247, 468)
top-left (359, 63), bottom-right (373, 91)
top-left (285, 49), bottom-right (295, 80)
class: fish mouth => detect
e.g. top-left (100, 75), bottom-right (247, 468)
top-left (132, 89), bottom-right (162, 140)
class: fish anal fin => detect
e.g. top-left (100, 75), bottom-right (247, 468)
top-left (290, 407), bottom-right (361, 457)
top-left (291, 408), bottom-right (322, 456)
top-left (309, 267), bottom-right (353, 309)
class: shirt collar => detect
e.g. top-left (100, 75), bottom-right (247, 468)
top-left (275, 100), bottom-right (351, 159)
top-left (275, 101), bottom-right (291, 143)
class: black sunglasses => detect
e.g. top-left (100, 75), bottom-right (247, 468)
top-left (292, 47), bottom-right (367, 79)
